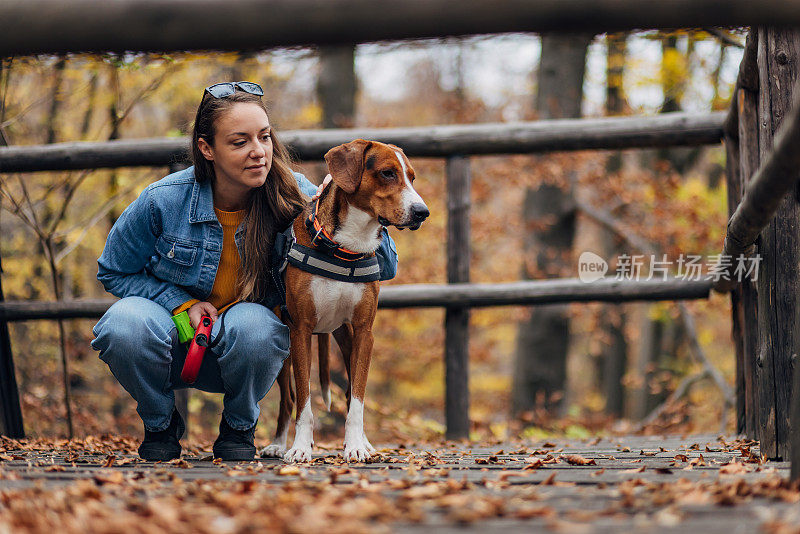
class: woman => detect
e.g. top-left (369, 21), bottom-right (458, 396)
top-left (91, 81), bottom-right (397, 462)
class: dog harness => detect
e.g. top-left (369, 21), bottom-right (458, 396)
top-left (273, 223), bottom-right (381, 284)
top-left (271, 195), bottom-right (382, 292)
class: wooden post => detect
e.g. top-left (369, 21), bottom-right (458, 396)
top-left (0, 253), bottom-right (24, 438)
top-left (724, 109), bottom-right (745, 433)
top-left (792, 352), bottom-right (800, 480)
top-left (725, 30), bottom-right (760, 438)
top-left (445, 156), bottom-right (470, 440)
top-left (737, 80), bottom-right (761, 439)
top-left (755, 27), bottom-right (800, 460)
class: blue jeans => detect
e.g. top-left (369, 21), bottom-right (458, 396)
top-left (91, 297), bottom-right (289, 432)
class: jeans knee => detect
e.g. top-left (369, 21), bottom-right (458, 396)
top-left (228, 305), bottom-right (288, 346)
top-left (92, 297), bottom-right (173, 365)
top-left (219, 304), bottom-right (289, 369)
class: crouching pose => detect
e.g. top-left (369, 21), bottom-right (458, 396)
top-left (91, 82), bottom-right (397, 461)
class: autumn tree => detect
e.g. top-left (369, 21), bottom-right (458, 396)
top-left (598, 33), bottom-right (629, 417)
top-left (512, 33), bottom-right (593, 417)
top-left (317, 46), bottom-right (357, 129)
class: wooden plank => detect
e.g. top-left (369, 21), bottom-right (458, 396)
top-left (0, 279), bottom-right (713, 321)
top-left (737, 83), bottom-right (760, 439)
top-left (0, 433), bottom-right (790, 534)
top-left (445, 156), bottom-right (471, 440)
top-left (0, 112), bottom-right (726, 173)
top-left (6, 0), bottom-right (800, 56)
top-left (756, 27), bottom-right (800, 460)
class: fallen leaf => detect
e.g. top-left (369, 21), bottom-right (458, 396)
top-left (622, 466), bottom-right (646, 474)
top-left (277, 465), bottom-right (301, 476)
top-left (561, 454), bottom-right (596, 466)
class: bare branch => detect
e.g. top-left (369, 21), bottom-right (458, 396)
top-left (0, 178), bottom-right (37, 229)
top-left (677, 301), bottom-right (736, 405)
top-left (575, 198), bottom-right (656, 255)
top-left (47, 169), bottom-right (94, 235)
top-left (15, 175), bottom-right (45, 238)
top-left (634, 371), bottom-right (708, 431)
top-left (53, 181), bottom-right (140, 264)
top-left (576, 197), bottom-right (736, 414)
top-left (116, 63), bottom-right (180, 126)
top-left (704, 27), bottom-right (745, 48)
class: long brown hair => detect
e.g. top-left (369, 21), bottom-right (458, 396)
top-left (191, 90), bottom-right (305, 302)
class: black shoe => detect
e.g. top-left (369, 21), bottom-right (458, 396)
top-left (138, 409), bottom-right (184, 461)
top-left (212, 417), bottom-right (256, 461)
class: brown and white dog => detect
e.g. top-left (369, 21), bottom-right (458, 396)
top-left (260, 139), bottom-right (428, 462)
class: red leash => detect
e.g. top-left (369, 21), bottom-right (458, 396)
top-left (181, 315), bottom-right (213, 384)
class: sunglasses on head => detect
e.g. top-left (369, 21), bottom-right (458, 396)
top-left (204, 81), bottom-right (264, 99)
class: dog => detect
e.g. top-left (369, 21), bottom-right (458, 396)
top-left (259, 139), bottom-right (429, 462)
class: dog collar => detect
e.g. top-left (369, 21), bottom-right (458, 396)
top-left (306, 195), bottom-right (374, 261)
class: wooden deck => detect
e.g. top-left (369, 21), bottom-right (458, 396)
top-left (1, 434), bottom-right (798, 533)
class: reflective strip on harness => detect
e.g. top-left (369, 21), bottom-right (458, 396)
top-left (307, 255), bottom-right (351, 276)
top-left (353, 265), bottom-right (380, 277)
top-left (286, 243), bottom-right (380, 283)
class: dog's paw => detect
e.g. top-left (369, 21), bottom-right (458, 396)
top-left (363, 434), bottom-right (376, 454)
top-left (284, 446), bottom-right (313, 463)
top-left (259, 443), bottom-right (286, 458)
top-left (343, 445), bottom-right (372, 462)
top-left (344, 435), bottom-right (374, 462)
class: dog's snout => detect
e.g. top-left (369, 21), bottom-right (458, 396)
top-left (411, 203), bottom-right (429, 222)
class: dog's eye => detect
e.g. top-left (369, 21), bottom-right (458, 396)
top-left (380, 169), bottom-right (396, 180)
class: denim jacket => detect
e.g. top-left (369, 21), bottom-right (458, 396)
top-left (97, 166), bottom-right (398, 312)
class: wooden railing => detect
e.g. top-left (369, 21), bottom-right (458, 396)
top-left (0, 116), bottom-right (721, 440)
top-left (0, 0), bottom-right (751, 443)
top-left (2, 0), bottom-right (800, 56)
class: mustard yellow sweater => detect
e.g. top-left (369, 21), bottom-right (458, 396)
top-left (172, 208), bottom-right (245, 315)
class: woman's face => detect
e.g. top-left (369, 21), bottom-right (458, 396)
top-left (197, 102), bottom-right (273, 201)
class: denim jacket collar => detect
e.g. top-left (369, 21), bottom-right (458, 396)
top-left (188, 175), bottom-right (217, 224)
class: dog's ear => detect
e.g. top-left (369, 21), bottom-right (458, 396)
top-left (324, 139), bottom-right (372, 194)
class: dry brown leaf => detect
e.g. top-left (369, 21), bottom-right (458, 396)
top-left (540, 473), bottom-right (557, 486)
top-left (93, 470), bottom-right (124, 485)
top-left (277, 465), bottom-right (301, 476)
top-left (622, 466), bottom-right (646, 474)
top-left (719, 462), bottom-right (749, 475)
top-left (561, 455), bottom-right (596, 466)
top-left (513, 505), bottom-right (556, 519)
top-left (524, 457), bottom-right (544, 470)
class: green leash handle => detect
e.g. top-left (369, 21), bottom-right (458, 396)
top-left (171, 310), bottom-right (195, 344)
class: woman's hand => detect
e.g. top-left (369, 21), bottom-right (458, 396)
top-left (312, 174), bottom-right (332, 200)
top-left (188, 301), bottom-right (218, 329)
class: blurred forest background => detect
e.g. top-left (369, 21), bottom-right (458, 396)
top-left (0, 29), bottom-right (744, 445)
